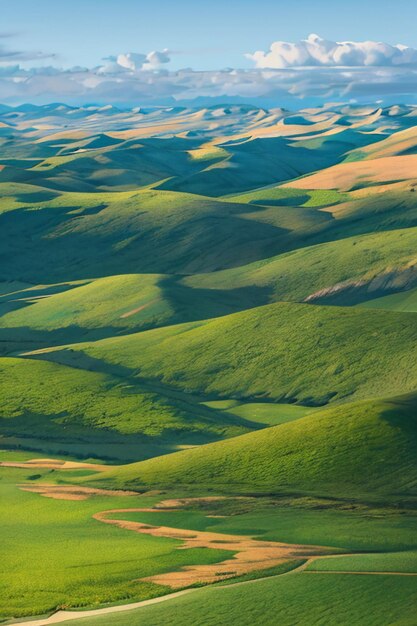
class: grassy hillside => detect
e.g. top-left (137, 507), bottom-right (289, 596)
top-left (0, 188), bottom-right (293, 282)
top-left (0, 272), bottom-right (264, 349)
top-left (2, 226), bottom-right (415, 353)
top-left (87, 393), bottom-right (417, 501)
top-left (1, 103), bottom-right (417, 623)
top-left (35, 301), bottom-right (417, 405)
top-left (186, 227), bottom-right (417, 306)
top-left (360, 287), bottom-right (417, 312)
top-left (0, 357), bottom-right (257, 461)
top-left (227, 185), bottom-right (417, 246)
top-left (227, 186), bottom-right (347, 207)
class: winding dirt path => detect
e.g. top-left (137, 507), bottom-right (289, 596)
top-left (6, 493), bottom-right (416, 626)
top-left (6, 563), bottom-right (416, 626)
top-left (5, 590), bottom-right (196, 626)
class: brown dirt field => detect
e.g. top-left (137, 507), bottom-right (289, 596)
top-left (93, 506), bottom-right (334, 588)
top-left (19, 484), bottom-right (138, 500)
top-left (0, 458), bottom-right (108, 471)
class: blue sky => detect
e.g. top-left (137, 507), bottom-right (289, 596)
top-left (1, 0), bottom-right (417, 106)
top-left (3, 0), bottom-right (417, 70)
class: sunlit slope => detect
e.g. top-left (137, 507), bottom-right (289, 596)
top-left (32, 302), bottom-right (417, 405)
top-left (89, 393), bottom-right (417, 500)
top-left (227, 187), bottom-right (347, 207)
top-left (0, 273), bottom-right (258, 344)
top-left (360, 287), bottom-right (417, 313)
top-left (347, 124), bottom-right (417, 161)
top-left (233, 185), bottom-right (417, 242)
top-left (158, 134), bottom-right (350, 197)
top-left (0, 357), bottom-right (257, 460)
top-left (0, 275), bottom-right (172, 338)
top-left (283, 155), bottom-right (417, 191)
top-left (186, 227), bottom-right (417, 306)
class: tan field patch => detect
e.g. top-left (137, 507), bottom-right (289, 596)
top-left (94, 506), bottom-right (333, 588)
top-left (0, 457), bottom-right (108, 471)
top-left (283, 155), bottom-right (417, 191)
top-left (152, 496), bottom-right (231, 509)
top-left (19, 484), bottom-right (138, 500)
top-left (120, 299), bottom-right (156, 318)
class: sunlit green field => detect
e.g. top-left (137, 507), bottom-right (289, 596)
top-left (0, 460), bottom-right (234, 619)
top-left (2, 444), bottom-right (417, 620)
top-left (58, 574), bottom-right (417, 626)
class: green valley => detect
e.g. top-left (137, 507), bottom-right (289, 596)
top-left (1, 102), bottom-right (416, 626)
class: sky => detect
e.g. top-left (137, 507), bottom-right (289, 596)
top-left (1, 0), bottom-right (417, 106)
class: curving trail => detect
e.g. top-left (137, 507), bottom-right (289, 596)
top-left (6, 496), bottom-right (416, 626)
top-left (6, 563), bottom-right (416, 626)
top-left (5, 590), bottom-right (196, 626)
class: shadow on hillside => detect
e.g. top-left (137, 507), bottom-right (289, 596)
top-left (160, 276), bottom-right (273, 325)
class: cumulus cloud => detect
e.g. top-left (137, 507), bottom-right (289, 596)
top-left (115, 52), bottom-right (148, 71)
top-left (248, 34), bottom-right (417, 68)
top-left (143, 49), bottom-right (171, 68)
top-left (98, 49), bottom-right (171, 74)
top-left (1, 35), bottom-right (417, 106)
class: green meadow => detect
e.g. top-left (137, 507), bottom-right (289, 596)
top-left (86, 394), bottom-right (417, 501)
top-left (1, 103), bottom-right (417, 624)
top-left (0, 463), bottom-right (234, 619)
top-left (57, 574), bottom-right (417, 626)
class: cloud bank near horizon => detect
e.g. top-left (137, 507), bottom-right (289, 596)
top-left (248, 34), bottom-right (417, 69)
top-left (1, 34), bottom-right (417, 105)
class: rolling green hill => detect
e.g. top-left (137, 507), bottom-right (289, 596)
top-left (1, 103), bottom-right (417, 623)
top-left (0, 272), bottom-right (262, 349)
top-left (33, 301), bottom-right (417, 405)
top-left (186, 227), bottom-right (417, 306)
top-left (87, 393), bottom-right (417, 501)
top-left (0, 189), bottom-right (293, 282)
top-left (360, 287), bottom-right (417, 312)
top-left (0, 357), bottom-right (257, 461)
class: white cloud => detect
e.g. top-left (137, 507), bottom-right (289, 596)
top-left (98, 49), bottom-right (172, 74)
top-left (116, 52), bottom-right (148, 71)
top-left (248, 34), bottom-right (417, 69)
top-left (1, 35), bottom-right (417, 105)
top-left (144, 49), bottom-right (171, 68)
